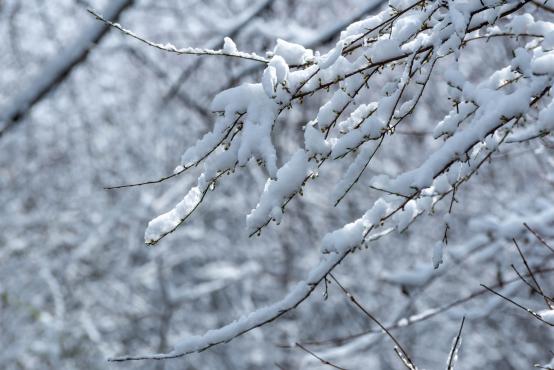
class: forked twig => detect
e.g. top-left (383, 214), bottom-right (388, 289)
top-left (329, 273), bottom-right (417, 370)
top-left (512, 239), bottom-right (553, 309)
top-left (511, 265), bottom-right (554, 308)
top-left (480, 284), bottom-right (553, 327)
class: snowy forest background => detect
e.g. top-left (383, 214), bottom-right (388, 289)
top-left (1, 0), bottom-right (554, 369)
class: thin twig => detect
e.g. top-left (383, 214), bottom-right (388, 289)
top-left (524, 223), bottom-right (554, 254)
top-left (329, 273), bottom-right (417, 370)
top-left (295, 343), bottom-right (348, 370)
top-left (293, 268), bottom-right (554, 348)
top-left (446, 316), bottom-right (465, 370)
top-left (512, 239), bottom-right (552, 309)
top-left (369, 185), bottom-right (411, 198)
top-left (87, 9), bottom-right (268, 63)
top-left (334, 136), bottom-right (385, 206)
top-left (511, 265), bottom-right (554, 307)
top-left (104, 113), bottom-right (244, 190)
top-left (105, 169), bottom-right (185, 190)
top-left (480, 284), bottom-right (553, 327)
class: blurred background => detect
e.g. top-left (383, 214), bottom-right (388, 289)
top-left (1, 1), bottom-right (553, 369)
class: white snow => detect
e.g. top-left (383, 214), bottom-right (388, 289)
top-left (128, 1), bottom-right (554, 363)
top-left (538, 310), bottom-right (554, 325)
top-left (532, 51), bottom-right (554, 75)
top-left (145, 187), bottom-right (203, 244)
top-left (317, 40), bottom-right (344, 69)
top-left (304, 122), bottom-right (331, 156)
top-left (268, 55), bottom-right (289, 82)
top-left (223, 37), bottom-right (238, 53)
top-left (321, 220), bottom-right (364, 254)
top-left (432, 241), bottom-right (445, 269)
top-left (246, 150), bottom-right (310, 233)
top-left (272, 39), bottom-right (314, 65)
top-left (262, 65), bottom-right (278, 98)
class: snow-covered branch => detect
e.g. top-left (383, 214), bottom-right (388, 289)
top-left (87, 9), bottom-right (269, 64)
top-left (103, 0), bottom-right (554, 363)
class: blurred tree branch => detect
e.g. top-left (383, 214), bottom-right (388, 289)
top-left (0, 0), bottom-right (135, 138)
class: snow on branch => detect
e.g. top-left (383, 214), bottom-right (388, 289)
top-left (107, 0), bottom-right (554, 362)
top-left (87, 9), bottom-right (269, 64)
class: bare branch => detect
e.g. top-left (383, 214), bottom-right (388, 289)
top-left (511, 265), bottom-right (554, 307)
top-left (480, 284), bottom-right (553, 327)
top-left (295, 268), bottom-right (554, 347)
top-left (329, 273), bottom-right (417, 370)
top-left (524, 222), bottom-right (554, 254)
top-left (512, 239), bottom-right (553, 309)
top-left (295, 343), bottom-right (348, 370)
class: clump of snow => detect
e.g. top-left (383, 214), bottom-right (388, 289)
top-left (544, 31), bottom-right (554, 50)
top-left (246, 150), bottom-right (310, 233)
top-left (512, 48), bottom-right (532, 76)
top-left (223, 37), bottom-right (237, 53)
top-left (273, 39), bottom-right (314, 65)
top-left (364, 198), bottom-right (389, 225)
top-left (433, 175), bottom-right (451, 194)
top-left (321, 220), bottom-right (364, 254)
top-left (317, 90), bottom-right (350, 130)
top-left (304, 122), bottom-right (330, 156)
top-left (531, 51), bottom-right (554, 75)
top-left (393, 200), bottom-right (419, 231)
top-left (262, 56), bottom-right (290, 99)
top-left (448, 0), bottom-right (468, 37)
top-left (432, 241), bottom-right (445, 269)
top-left (209, 83), bottom-right (280, 176)
top-left (262, 66), bottom-right (278, 98)
top-left (268, 55), bottom-right (289, 82)
top-left (366, 39), bottom-right (401, 63)
top-left (508, 13), bottom-right (534, 35)
top-left (317, 40), bottom-right (344, 69)
top-left (145, 187), bottom-right (202, 244)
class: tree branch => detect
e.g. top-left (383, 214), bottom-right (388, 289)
top-left (0, 0), bottom-right (135, 138)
